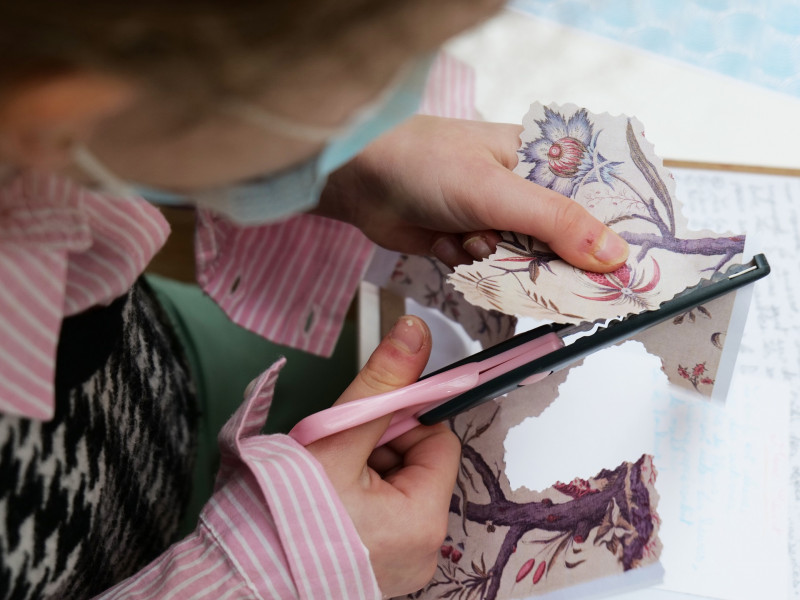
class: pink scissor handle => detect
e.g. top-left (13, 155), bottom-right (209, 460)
top-left (288, 366), bottom-right (480, 446)
top-left (376, 406), bottom-right (433, 447)
top-left (373, 332), bottom-right (563, 445)
top-left (289, 331), bottom-right (564, 447)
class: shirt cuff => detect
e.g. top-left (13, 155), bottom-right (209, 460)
top-left (212, 358), bottom-right (381, 598)
top-left (96, 358), bottom-right (381, 600)
top-left (195, 212), bottom-right (374, 357)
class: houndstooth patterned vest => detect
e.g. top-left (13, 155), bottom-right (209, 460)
top-left (0, 280), bottom-right (197, 599)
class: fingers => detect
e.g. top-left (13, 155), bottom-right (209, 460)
top-left (367, 423), bottom-right (461, 596)
top-left (435, 118), bottom-right (628, 272)
top-left (542, 194), bottom-right (629, 271)
top-left (463, 230), bottom-right (503, 260)
top-left (367, 420), bottom-right (460, 476)
top-left (303, 313), bottom-right (460, 598)
top-left (307, 315), bottom-right (431, 478)
top-left (384, 423), bottom-right (460, 503)
top-left (423, 119), bottom-right (628, 272)
top-left (432, 230), bottom-right (502, 269)
top-left (431, 234), bottom-right (473, 267)
top-left (473, 163), bottom-right (629, 272)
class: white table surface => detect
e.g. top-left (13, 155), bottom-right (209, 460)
top-left (446, 9), bottom-right (800, 171)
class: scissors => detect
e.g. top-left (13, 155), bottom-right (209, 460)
top-left (289, 254), bottom-right (770, 447)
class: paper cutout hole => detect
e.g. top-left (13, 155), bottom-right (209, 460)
top-left (504, 341), bottom-right (667, 492)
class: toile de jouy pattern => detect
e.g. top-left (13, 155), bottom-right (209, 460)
top-left (404, 384), bottom-right (662, 600)
top-left (450, 104), bottom-right (744, 321)
top-left (448, 104), bottom-right (745, 398)
top-left (385, 254), bottom-right (517, 349)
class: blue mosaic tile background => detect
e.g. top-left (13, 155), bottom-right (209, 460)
top-left (511, 0), bottom-right (800, 98)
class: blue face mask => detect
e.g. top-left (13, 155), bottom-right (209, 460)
top-left (75, 56), bottom-right (432, 225)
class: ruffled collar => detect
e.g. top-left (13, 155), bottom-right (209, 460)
top-left (0, 169), bottom-right (169, 420)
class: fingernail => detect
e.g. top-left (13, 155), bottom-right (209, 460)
top-left (431, 237), bottom-right (460, 268)
top-left (389, 316), bottom-right (425, 355)
top-left (463, 235), bottom-right (492, 260)
top-left (593, 230), bottom-right (629, 265)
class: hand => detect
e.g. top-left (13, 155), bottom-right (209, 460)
top-left (317, 115), bottom-right (629, 271)
top-left (306, 315), bottom-right (459, 597)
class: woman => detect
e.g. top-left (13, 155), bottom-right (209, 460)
top-left (0, 2), bottom-right (628, 597)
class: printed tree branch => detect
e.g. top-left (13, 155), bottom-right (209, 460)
top-left (440, 440), bottom-right (657, 600)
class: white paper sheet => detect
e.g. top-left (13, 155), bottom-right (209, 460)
top-left (506, 343), bottom-right (662, 493)
top-left (670, 168), bottom-right (800, 598)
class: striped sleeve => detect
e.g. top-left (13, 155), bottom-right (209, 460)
top-left (0, 245), bottom-right (71, 420)
top-left (418, 52), bottom-right (479, 120)
top-left (195, 212), bottom-right (374, 357)
top-left (94, 359), bottom-right (381, 600)
top-left (0, 171), bottom-right (169, 420)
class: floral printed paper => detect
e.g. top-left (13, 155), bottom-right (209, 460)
top-left (404, 372), bottom-right (663, 600)
top-left (634, 290), bottom-right (736, 398)
top-left (386, 254), bottom-right (517, 349)
top-left (449, 104), bottom-right (745, 324)
top-left (446, 103), bottom-right (747, 398)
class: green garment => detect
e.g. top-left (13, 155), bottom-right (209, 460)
top-left (146, 274), bottom-right (357, 536)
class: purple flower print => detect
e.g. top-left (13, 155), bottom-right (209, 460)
top-left (520, 107), bottom-right (621, 198)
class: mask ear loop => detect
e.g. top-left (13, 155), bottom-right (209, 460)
top-left (224, 58), bottom-right (420, 142)
top-left (72, 144), bottom-right (137, 198)
top-left (224, 103), bottom-right (346, 143)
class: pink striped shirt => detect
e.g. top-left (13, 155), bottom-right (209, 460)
top-left (195, 211), bottom-right (373, 357)
top-left (0, 52), bottom-right (475, 598)
top-left (98, 360), bottom-right (380, 600)
top-left (0, 170), bottom-right (171, 420)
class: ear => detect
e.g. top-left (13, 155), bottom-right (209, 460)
top-left (0, 72), bottom-right (136, 170)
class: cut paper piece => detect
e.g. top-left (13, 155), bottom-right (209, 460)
top-left (448, 103), bottom-right (746, 397)
top-left (386, 253), bottom-right (516, 349)
top-left (449, 104), bottom-right (745, 321)
top-left (634, 290), bottom-right (736, 400)
top-left (385, 169), bottom-right (787, 599)
top-left (402, 336), bottom-right (788, 600)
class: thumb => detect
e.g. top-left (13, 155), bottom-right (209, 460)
top-left (475, 163), bottom-right (629, 272)
top-left (307, 315), bottom-right (431, 474)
